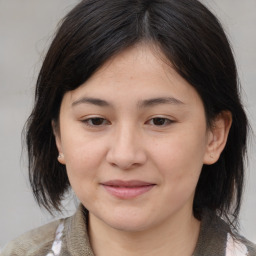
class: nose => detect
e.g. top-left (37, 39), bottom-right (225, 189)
top-left (106, 124), bottom-right (147, 170)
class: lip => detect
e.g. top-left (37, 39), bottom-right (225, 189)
top-left (100, 180), bottom-right (155, 199)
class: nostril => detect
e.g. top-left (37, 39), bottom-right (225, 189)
top-left (105, 131), bottom-right (147, 169)
top-left (106, 150), bottom-right (147, 170)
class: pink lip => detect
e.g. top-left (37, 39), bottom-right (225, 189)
top-left (101, 180), bottom-right (155, 199)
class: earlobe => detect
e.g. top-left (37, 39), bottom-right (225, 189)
top-left (57, 153), bottom-right (66, 165)
top-left (203, 111), bottom-right (232, 165)
top-left (51, 120), bottom-right (66, 165)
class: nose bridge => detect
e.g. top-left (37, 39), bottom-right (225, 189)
top-left (106, 122), bottom-right (146, 169)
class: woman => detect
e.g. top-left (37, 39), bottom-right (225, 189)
top-left (2, 0), bottom-right (256, 255)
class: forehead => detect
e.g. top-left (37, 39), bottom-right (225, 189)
top-left (63, 44), bottom-right (203, 109)
top-left (89, 44), bottom-right (171, 82)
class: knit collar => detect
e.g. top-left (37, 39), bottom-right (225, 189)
top-left (64, 204), bottom-right (94, 255)
top-left (62, 205), bottom-right (244, 256)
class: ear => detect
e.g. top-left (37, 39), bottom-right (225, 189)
top-left (203, 111), bottom-right (232, 165)
top-left (52, 120), bottom-right (66, 165)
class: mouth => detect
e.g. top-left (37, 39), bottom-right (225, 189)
top-left (100, 180), bottom-right (156, 199)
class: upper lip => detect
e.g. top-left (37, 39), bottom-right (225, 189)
top-left (101, 180), bottom-right (155, 187)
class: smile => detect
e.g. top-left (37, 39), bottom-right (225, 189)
top-left (100, 180), bottom-right (155, 199)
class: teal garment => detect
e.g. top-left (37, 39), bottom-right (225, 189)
top-left (2, 205), bottom-right (256, 256)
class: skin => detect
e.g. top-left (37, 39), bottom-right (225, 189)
top-left (54, 44), bottom-right (231, 256)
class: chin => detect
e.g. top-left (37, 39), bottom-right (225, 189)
top-left (100, 209), bottom-right (158, 233)
top-left (107, 219), bottom-right (150, 233)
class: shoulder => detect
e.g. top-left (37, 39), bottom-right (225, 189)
top-left (214, 216), bottom-right (256, 256)
top-left (194, 210), bottom-right (256, 256)
top-left (227, 233), bottom-right (256, 256)
top-left (1, 219), bottom-right (61, 256)
top-left (1, 205), bottom-right (92, 256)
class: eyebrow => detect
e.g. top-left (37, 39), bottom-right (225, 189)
top-left (138, 97), bottom-right (185, 108)
top-left (72, 97), bottom-right (111, 107)
top-left (72, 96), bottom-right (184, 108)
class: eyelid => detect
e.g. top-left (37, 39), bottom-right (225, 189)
top-left (81, 116), bottom-right (111, 127)
top-left (145, 116), bottom-right (175, 126)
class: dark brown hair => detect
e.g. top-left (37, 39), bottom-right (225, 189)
top-left (25, 0), bottom-right (248, 227)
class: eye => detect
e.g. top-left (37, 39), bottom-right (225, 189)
top-left (82, 117), bottom-right (110, 126)
top-left (147, 117), bottom-right (173, 126)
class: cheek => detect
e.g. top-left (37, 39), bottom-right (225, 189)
top-left (150, 137), bottom-right (204, 211)
top-left (62, 135), bottom-right (106, 181)
top-left (63, 139), bottom-right (104, 204)
top-left (153, 133), bottom-right (206, 166)
top-left (150, 132), bottom-right (206, 187)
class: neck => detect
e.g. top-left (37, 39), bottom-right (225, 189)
top-left (88, 209), bottom-right (200, 256)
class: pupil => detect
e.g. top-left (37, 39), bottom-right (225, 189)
top-left (153, 118), bottom-right (165, 125)
top-left (92, 118), bottom-right (103, 125)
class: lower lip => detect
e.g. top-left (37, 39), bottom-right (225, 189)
top-left (102, 185), bottom-right (155, 199)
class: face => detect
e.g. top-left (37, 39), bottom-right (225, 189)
top-left (55, 44), bottom-right (215, 232)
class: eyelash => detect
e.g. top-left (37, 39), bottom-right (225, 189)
top-left (82, 117), bottom-right (110, 127)
top-left (146, 117), bottom-right (174, 126)
top-left (81, 116), bottom-right (174, 128)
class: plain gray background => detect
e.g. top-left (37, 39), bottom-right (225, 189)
top-left (0, 0), bottom-right (255, 248)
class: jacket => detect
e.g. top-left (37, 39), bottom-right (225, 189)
top-left (2, 204), bottom-right (256, 256)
